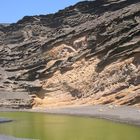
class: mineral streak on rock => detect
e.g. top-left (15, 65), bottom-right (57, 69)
top-left (0, 0), bottom-right (140, 108)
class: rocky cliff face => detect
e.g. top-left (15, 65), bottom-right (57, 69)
top-left (0, 0), bottom-right (140, 108)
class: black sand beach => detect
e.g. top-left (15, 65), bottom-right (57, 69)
top-left (31, 105), bottom-right (140, 127)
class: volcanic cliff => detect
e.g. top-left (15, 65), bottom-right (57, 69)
top-left (0, 0), bottom-right (140, 108)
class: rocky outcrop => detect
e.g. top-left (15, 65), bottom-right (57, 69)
top-left (0, 0), bottom-right (140, 108)
top-left (0, 118), bottom-right (12, 123)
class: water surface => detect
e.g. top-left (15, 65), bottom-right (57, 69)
top-left (0, 112), bottom-right (140, 140)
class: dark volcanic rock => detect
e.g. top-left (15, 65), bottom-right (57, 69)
top-left (0, 118), bottom-right (12, 123)
top-left (0, 0), bottom-right (140, 108)
top-left (0, 135), bottom-right (34, 140)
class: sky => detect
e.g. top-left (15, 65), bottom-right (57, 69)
top-left (0, 0), bottom-right (82, 23)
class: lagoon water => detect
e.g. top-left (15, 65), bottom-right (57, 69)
top-left (0, 112), bottom-right (140, 140)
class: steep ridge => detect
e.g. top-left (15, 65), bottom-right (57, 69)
top-left (0, 0), bottom-right (140, 108)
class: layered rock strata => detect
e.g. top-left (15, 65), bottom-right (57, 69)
top-left (0, 0), bottom-right (140, 108)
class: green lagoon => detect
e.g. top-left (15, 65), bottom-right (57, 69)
top-left (0, 112), bottom-right (140, 140)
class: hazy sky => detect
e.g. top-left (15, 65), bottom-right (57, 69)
top-left (0, 0), bottom-right (82, 23)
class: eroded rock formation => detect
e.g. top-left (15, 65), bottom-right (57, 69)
top-left (0, 0), bottom-right (140, 108)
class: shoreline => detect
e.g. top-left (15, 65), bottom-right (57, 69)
top-left (0, 105), bottom-right (140, 127)
top-left (31, 105), bottom-right (140, 127)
